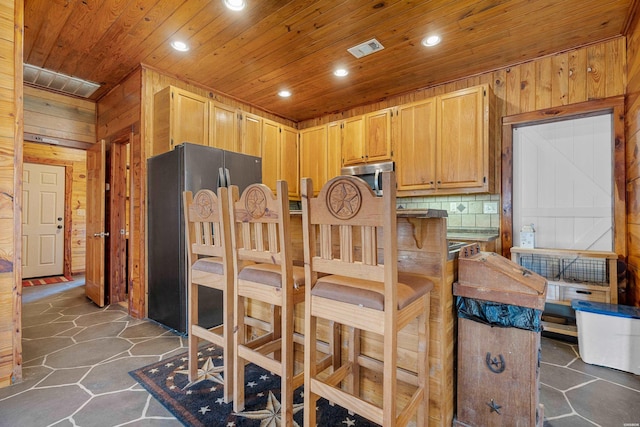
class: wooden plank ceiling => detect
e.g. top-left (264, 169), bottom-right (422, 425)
top-left (24, 0), bottom-right (635, 122)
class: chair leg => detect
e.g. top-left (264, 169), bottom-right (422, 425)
top-left (383, 326), bottom-right (398, 426)
top-left (417, 297), bottom-right (430, 427)
top-left (304, 309), bottom-right (318, 427)
top-left (233, 293), bottom-right (247, 413)
top-left (222, 283), bottom-right (234, 403)
top-left (188, 283), bottom-right (199, 382)
top-left (347, 327), bottom-right (361, 396)
top-left (280, 302), bottom-right (295, 426)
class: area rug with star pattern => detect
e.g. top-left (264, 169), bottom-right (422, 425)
top-left (129, 345), bottom-right (380, 427)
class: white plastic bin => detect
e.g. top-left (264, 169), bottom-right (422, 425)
top-left (571, 300), bottom-right (640, 374)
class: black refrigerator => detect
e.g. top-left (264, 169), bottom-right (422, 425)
top-left (147, 142), bottom-right (262, 333)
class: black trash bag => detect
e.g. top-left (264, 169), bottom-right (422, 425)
top-left (456, 296), bottom-right (543, 332)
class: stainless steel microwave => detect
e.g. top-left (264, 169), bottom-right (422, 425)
top-left (340, 161), bottom-right (394, 196)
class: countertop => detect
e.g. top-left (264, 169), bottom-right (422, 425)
top-left (291, 208), bottom-right (449, 218)
top-left (447, 229), bottom-right (499, 242)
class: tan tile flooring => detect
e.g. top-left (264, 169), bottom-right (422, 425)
top-left (0, 278), bottom-right (638, 426)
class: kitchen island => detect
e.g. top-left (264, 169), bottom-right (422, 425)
top-left (287, 209), bottom-right (456, 427)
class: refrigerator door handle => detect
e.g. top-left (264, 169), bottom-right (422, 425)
top-left (224, 168), bottom-right (231, 187)
top-left (218, 167), bottom-right (226, 188)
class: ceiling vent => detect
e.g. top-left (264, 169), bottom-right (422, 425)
top-left (23, 64), bottom-right (100, 98)
top-left (347, 38), bottom-right (384, 59)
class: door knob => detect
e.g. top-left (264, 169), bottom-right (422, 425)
top-left (57, 225), bottom-right (62, 229)
top-left (58, 217), bottom-right (62, 221)
top-left (93, 232), bottom-right (110, 238)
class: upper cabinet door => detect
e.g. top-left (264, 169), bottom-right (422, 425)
top-left (262, 120), bottom-right (280, 193)
top-left (210, 100), bottom-right (239, 152)
top-left (300, 125), bottom-right (327, 196)
top-left (326, 121), bottom-right (342, 180)
top-left (152, 86), bottom-right (209, 156)
top-left (280, 126), bottom-right (300, 199)
top-left (436, 85), bottom-right (487, 190)
top-left (395, 98), bottom-right (437, 191)
top-left (241, 111), bottom-right (263, 157)
top-left (365, 108), bottom-right (392, 163)
top-left (342, 116), bottom-right (365, 165)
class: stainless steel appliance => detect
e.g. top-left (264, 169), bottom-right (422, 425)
top-left (340, 161), bottom-right (394, 196)
top-left (147, 142), bottom-right (262, 333)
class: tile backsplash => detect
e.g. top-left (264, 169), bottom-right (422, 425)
top-left (397, 194), bottom-right (501, 230)
top-left (292, 194), bottom-right (501, 232)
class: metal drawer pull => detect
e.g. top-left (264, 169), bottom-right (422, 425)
top-left (486, 352), bottom-right (506, 373)
top-left (575, 290), bottom-right (592, 295)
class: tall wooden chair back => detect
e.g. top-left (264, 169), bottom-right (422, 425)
top-left (228, 181), bottom-right (305, 424)
top-left (300, 172), bottom-right (433, 427)
top-left (183, 187), bottom-right (234, 403)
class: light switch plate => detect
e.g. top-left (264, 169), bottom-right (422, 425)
top-left (483, 201), bottom-right (498, 214)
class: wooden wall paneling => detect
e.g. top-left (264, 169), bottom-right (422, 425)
top-left (535, 56), bottom-right (553, 110)
top-left (568, 47), bottom-right (588, 104)
top-left (505, 65), bottom-right (521, 116)
top-left (606, 37), bottom-right (627, 96)
top-left (97, 69), bottom-right (142, 140)
top-left (551, 52), bottom-right (569, 107)
top-left (0, 0), bottom-right (22, 389)
top-left (626, 10), bottom-right (640, 308)
top-left (24, 86), bottom-right (96, 143)
top-left (519, 61), bottom-right (537, 112)
top-left (587, 43), bottom-right (606, 99)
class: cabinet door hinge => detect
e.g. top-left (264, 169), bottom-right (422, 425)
top-left (483, 89), bottom-right (486, 96)
top-left (483, 176), bottom-right (487, 183)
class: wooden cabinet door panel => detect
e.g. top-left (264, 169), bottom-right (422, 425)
top-left (300, 125), bottom-right (327, 196)
top-left (342, 116), bottom-right (365, 165)
top-left (396, 99), bottom-right (437, 191)
top-left (365, 108), bottom-right (392, 162)
top-left (210, 101), bottom-right (238, 152)
top-left (281, 126), bottom-right (300, 199)
top-left (262, 120), bottom-right (280, 193)
top-left (241, 111), bottom-right (262, 157)
top-left (437, 86), bottom-right (485, 189)
top-left (327, 121), bottom-right (342, 180)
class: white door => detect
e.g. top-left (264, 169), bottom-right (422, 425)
top-left (513, 114), bottom-right (613, 251)
top-left (22, 163), bottom-right (65, 278)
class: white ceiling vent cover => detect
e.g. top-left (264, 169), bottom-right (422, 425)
top-left (347, 38), bottom-right (384, 59)
top-left (23, 64), bottom-right (100, 98)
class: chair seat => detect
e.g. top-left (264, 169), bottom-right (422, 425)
top-left (238, 263), bottom-right (305, 289)
top-left (312, 272), bottom-right (434, 310)
top-left (193, 257), bottom-right (254, 275)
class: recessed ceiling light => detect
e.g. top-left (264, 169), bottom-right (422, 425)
top-left (171, 41), bottom-right (189, 52)
top-left (278, 90), bottom-right (291, 98)
top-left (334, 68), bottom-right (349, 77)
top-left (422, 35), bottom-right (441, 47)
top-left (224, 0), bottom-right (246, 11)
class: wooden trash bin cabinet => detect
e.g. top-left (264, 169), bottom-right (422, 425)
top-left (453, 245), bottom-right (548, 427)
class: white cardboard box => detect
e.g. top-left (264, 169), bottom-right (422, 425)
top-left (572, 300), bottom-right (640, 375)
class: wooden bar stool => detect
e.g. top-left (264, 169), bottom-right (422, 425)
top-left (300, 172), bottom-right (433, 427)
top-left (183, 187), bottom-right (235, 403)
top-left (228, 180), bottom-right (305, 425)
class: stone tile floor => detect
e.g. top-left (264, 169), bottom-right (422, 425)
top-left (0, 278), bottom-right (638, 426)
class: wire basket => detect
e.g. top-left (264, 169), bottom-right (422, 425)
top-left (561, 257), bottom-right (607, 285)
top-left (519, 254), bottom-right (561, 280)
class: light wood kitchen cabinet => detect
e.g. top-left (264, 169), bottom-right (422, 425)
top-left (262, 119), bottom-right (299, 199)
top-left (152, 86), bottom-right (209, 156)
top-left (240, 111), bottom-right (262, 157)
top-left (209, 100), bottom-right (239, 152)
top-left (280, 126), bottom-right (299, 199)
top-left (437, 85), bottom-right (488, 190)
top-left (327, 121), bottom-right (342, 180)
top-left (300, 125), bottom-right (328, 196)
top-left (342, 108), bottom-right (392, 166)
top-left (395, 84), bottom-right (495, 195)
top-left (395, 97), bottom-right (437, 191)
